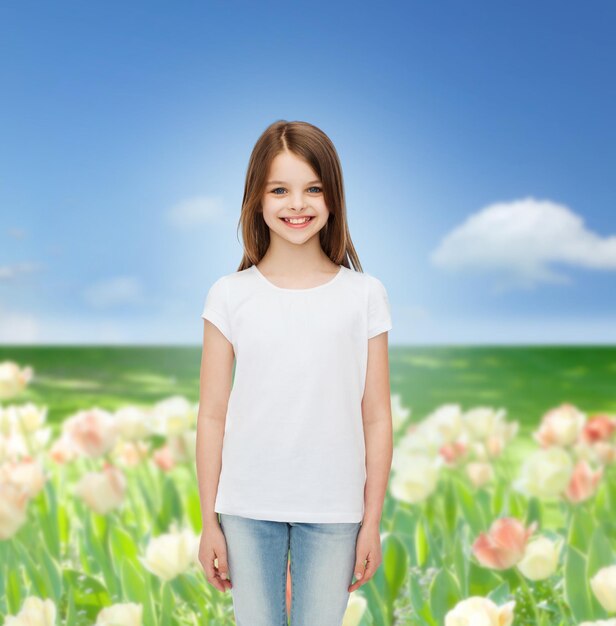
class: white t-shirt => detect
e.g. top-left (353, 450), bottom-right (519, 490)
top-left (200, 263), bottom-right (392, 523)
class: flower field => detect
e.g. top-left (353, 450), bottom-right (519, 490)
top-left (0, 345), bottom-right (615, 626)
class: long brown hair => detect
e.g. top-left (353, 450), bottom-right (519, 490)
top-left (236, 120), bottom-right (363, 272)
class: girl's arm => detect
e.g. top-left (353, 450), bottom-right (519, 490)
top-left (349, 331), bottom-right (392, 592)
top-left (196, 320), bottom-right (235, 529)
top-left (361, 331), bottom-right (393, 528)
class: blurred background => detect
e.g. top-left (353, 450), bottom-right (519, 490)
top-left (1, 1), bottom-right (614, 346)
top-left (1, 2), bottom-right (615, 625)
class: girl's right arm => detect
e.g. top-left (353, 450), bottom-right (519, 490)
top-left (196, 319), bottom-right (234, 591)
top-left (196, 319), bottom-right (234, 528)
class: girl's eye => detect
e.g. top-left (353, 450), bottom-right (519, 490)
top-left (270, 186), bottom-right (322, 195)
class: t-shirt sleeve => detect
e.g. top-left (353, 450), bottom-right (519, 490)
top-left (201, 277), bottom-right (233, 343)
top-left (367, 275), bottom-right (393, 339)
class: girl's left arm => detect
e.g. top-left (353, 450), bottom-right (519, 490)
top-left (349, 331), bottom-right (393, 592)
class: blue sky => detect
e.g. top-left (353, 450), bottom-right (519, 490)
top-left (1, 0), bottom-right (614, 345)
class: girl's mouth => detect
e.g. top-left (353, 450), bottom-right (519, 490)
top-left (279, 216), bottom-right (315, 229)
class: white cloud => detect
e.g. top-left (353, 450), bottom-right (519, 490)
top-left (430, 197), bottom-right (616, 290)
top-left (0, 306), bottom-right (40, 343)
top-left (0, 261), bottom-right (43, 280)
top-left (167, 195), bottom-right (225, 229)
top-left (82, 276), bottom-right (145, 308)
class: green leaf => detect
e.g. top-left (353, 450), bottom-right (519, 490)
top-left (453, 475), bottom-right (485, 534)
top-left (38, 548), bottom-right (63, 603)
top-left (567, 506), bottom-right (594, 554)
top-left (487, 580), bottom-right (510, 605)
top-left (414, 516), bottom-right (428, 567)
top-left (382, 532), bottom-right (408, 606)
top-left (156, 475), bottom-right (183, 532)
top-left (443, 478), bottom-right (457, 535)
top-left (429, 568), bottom-right (462, 625)
top-left (62, 569), bottom-right (111, 624)
top-left (586, 525), bottom-right (613, 619)
top-left (564, 544), bottom-right (592, 622)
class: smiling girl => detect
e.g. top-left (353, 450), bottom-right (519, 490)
top-left (196, 120), bottom-right (393, 625)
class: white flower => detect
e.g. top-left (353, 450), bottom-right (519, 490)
top-left (462, 406), bottom-right (507, 441)
top-left (150, 396), bottom-right (195, 436)
top-left (3, 596), bottom-right (56, 625)
top-left (590, 564), bottom-right (616, 612)
top-left (390, 393), bottom-right (411, 432)
top-left (445, 596), bottom-right (515, 626)
top-left (62, 407), bottom-right (118, 458)
top-left (342, 593), bottom-right (367, 626)
top-left (74, 464), bottom-right (126, 515)
top-left (424, 403), bottom-right (463, 444)
top-left (389, 453), bottom-right (443, 504)
top-left (113, 406), bottom-right (153, 441)
top-left (534, 403), bottom-right (586, 447)
top-left (139, 527), bottom-right (199, 581)
top-left (0, 361), bottom-right (34, 400)
top-left (95, 602), bottom-right (143, 625)
top-left (513, 446), bottom-right (573, 499)
top-left (0, 481), bottom-right (29, 540)
top-left (517, 536), bottom-right (563, 580)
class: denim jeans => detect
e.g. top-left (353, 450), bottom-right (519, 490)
top-left (219, 513), bottom-right (362, 626)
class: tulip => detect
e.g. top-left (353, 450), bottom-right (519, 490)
top-left (139, 527), bottom-right (199, 581)
top-left (590, 564), bottom-right (616, 612)
top-left (0, 457), bottom-right (47, 498)
top-left (342, 593), bottom-right (368, 626)
top-left (390, 393), bottom-right (411, 432)
top-left (513, 446), bottom-right (573, 499)
top-left (0, 481), bottom-right (29, 539)
top-left (74, 464), bottom-right (126, 515)
top-left (565, 459), bottom-right (603, 504)
top-left (462, 407), bottom-right (507, 441)
top-left (389, 453), bottom-right (442, 504)
top-left (472, 517), bottom-right (538, 570)
top-left (95, 602), bottom-right (143, 626)
top-left (424, 403), bottom-right (463, 444)
top-left (580, 414), bottom-right (616, 444)
top-left (0, 361), bottom-right (33, 400)
top-left (466, 461), bottom-right (494, 488)
top-left (62, 407), bottom-right (118, 458)
top-left (534, 403), bottom-right (586, 448)
top-left (445, 596), bottom-right (515, 626)
top-left (113, 406), bottom-right (153, 441)
top-left (517, 536), bottom-right (562, 580)
top-left (151, 396), bottom-right (195, 436)
top-left (2, 596), bottom-right (56, 626)
top-left (153, 444), bottom-right (176, 471)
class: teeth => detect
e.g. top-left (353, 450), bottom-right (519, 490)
top-left (283, 217), bottom-right (311, 224)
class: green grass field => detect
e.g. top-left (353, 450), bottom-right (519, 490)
top-left (1, 345), bottom-right (615, 625)
top-left (3, 345), bottom-right (614, 428)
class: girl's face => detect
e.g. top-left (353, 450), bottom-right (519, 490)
top-left (260, 151), bottom-right (330, 244)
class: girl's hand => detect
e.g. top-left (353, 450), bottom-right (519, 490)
top-left (198, 524), bottom-right (233, 593)
top-left (348, 522), bottom-right (382, 592)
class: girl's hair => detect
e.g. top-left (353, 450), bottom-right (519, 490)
top-left (236, 120), bottom-right (363, 272)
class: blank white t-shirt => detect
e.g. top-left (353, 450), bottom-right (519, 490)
top-left (200, 263), bottom-right (392, 523)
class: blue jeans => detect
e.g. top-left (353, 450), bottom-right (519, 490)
top-left (219, 513), bottom-right (362, 626)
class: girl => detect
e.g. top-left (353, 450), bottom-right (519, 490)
top-left (196, 120), bottom-right (393, 626)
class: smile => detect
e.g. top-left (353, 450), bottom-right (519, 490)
top-left (280, 216), bottom-right (315, 227)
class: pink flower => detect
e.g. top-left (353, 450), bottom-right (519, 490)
top-left (580, 414), bottom-right (616, 444)
top-left (472, 517), bottom-right (538, 570)
top-left (439, 441), bottom-right (467, 465)
top-left (153, 445), bottom-right (176, 472)
top-left (565, 459), bottom-right (603, 503)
